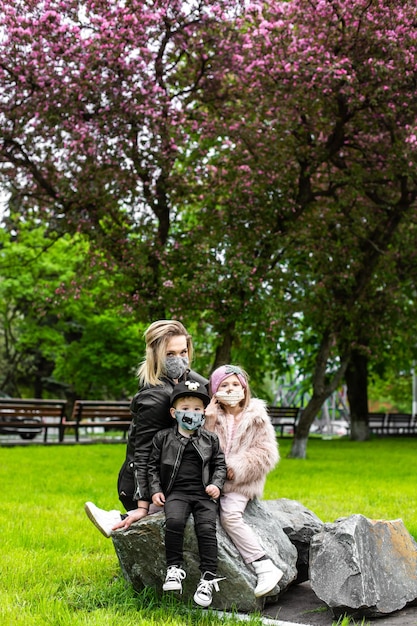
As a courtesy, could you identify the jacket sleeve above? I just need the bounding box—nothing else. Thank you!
[131,384,173,501]
[147,432,164,498]
[209,433,227,490]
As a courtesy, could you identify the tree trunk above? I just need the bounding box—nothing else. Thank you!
[288,332,350,458]
[345,348,370,441]
[211,322,236,372]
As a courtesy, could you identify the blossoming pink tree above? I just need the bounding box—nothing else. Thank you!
[186,0,417,453]
[0,0,244,316]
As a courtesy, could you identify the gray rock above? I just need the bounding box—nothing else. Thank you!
[264,498,324,583]
[111,498,298,612]
[310,514,417,617]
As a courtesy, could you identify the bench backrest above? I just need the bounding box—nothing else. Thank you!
[0,399,67,420]
[71,400,131,422]
[267,406,301,422]
[386,413,413,429]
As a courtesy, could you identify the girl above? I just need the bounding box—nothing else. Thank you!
[204,364,283,597]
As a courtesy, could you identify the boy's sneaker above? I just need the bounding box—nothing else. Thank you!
[193,572,225,607]
[84,502,122,538]
[163,566,186,593]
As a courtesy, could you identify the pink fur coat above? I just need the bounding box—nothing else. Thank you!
[204,398,279,500]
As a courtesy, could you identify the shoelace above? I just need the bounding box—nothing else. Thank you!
[196,577,225,596]
[166,567,186,583]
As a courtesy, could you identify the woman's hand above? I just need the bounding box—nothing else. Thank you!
[112,507,148,530]
[152,492,166,507]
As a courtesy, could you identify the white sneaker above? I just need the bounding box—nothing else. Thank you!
[162,566,186,592]
[193,572,225,607]
[252,558,283,597]
[84,502,122,538]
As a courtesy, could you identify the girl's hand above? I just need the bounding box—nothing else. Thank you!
[205,396,219,419]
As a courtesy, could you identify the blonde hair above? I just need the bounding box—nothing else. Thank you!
[137,320,193,387]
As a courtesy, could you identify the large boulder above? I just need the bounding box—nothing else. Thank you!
[112,498,298,612]
[264,498,324,583]
[310,514,417,618]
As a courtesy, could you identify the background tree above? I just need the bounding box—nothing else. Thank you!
[0,220,140,399]
[188,0,417,455]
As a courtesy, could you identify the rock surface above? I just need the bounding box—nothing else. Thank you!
[264,498,324,583]
[310,514,417,617]
[112,498,299,612]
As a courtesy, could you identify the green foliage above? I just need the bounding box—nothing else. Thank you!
[368,371,413,414]
[0,223,141,398]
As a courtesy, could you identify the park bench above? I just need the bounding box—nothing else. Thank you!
[368,412,387,435]
[60,399,132,442]
[267,406,301,437]
[368,412,416,436]
[0,398,67,442]
[385,413,415,435]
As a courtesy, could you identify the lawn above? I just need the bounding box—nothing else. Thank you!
[1,436,416,625]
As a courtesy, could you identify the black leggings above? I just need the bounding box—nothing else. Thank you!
[164,491,218,574]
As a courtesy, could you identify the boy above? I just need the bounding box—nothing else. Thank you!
[148,380,227,607]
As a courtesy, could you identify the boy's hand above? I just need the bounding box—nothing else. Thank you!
[205,484,220,499]
[152,492,166,507]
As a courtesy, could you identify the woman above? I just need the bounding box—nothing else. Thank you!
[204,364,283,597]
[85,319,207,537]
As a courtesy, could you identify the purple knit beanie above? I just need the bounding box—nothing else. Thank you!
[209,365,248,396]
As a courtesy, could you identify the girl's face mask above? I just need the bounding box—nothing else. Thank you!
[215,389,245,407]
[164,356,189,379]
[174,410,205,431]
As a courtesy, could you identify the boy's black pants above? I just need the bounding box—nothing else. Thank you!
[164,491,218,574]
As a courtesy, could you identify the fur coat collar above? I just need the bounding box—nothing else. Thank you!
[204,398,279,499]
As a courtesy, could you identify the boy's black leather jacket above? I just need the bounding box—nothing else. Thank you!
[147,426,227,498]
[117,370,208,503]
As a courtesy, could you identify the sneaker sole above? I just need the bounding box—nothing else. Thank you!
[84,503,112,538]
[163,582,183,592]
[193,594,212,607]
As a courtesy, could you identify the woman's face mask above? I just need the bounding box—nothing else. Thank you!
[215,389,245,407]
[174,410,205,431]
[164,356,189,380]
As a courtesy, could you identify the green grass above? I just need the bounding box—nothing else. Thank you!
[1,436,416,625]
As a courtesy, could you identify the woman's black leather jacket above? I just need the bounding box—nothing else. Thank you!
[118,370,208,502]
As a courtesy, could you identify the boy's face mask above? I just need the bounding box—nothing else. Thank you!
[174,410,205,431]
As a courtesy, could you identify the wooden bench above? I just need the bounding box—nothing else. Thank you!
[0,398,67,442]
[60,400,132,442]
[368,412,416,435]
[368,412,386,435]
[267,406,301,437]
[386,413,415,435]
